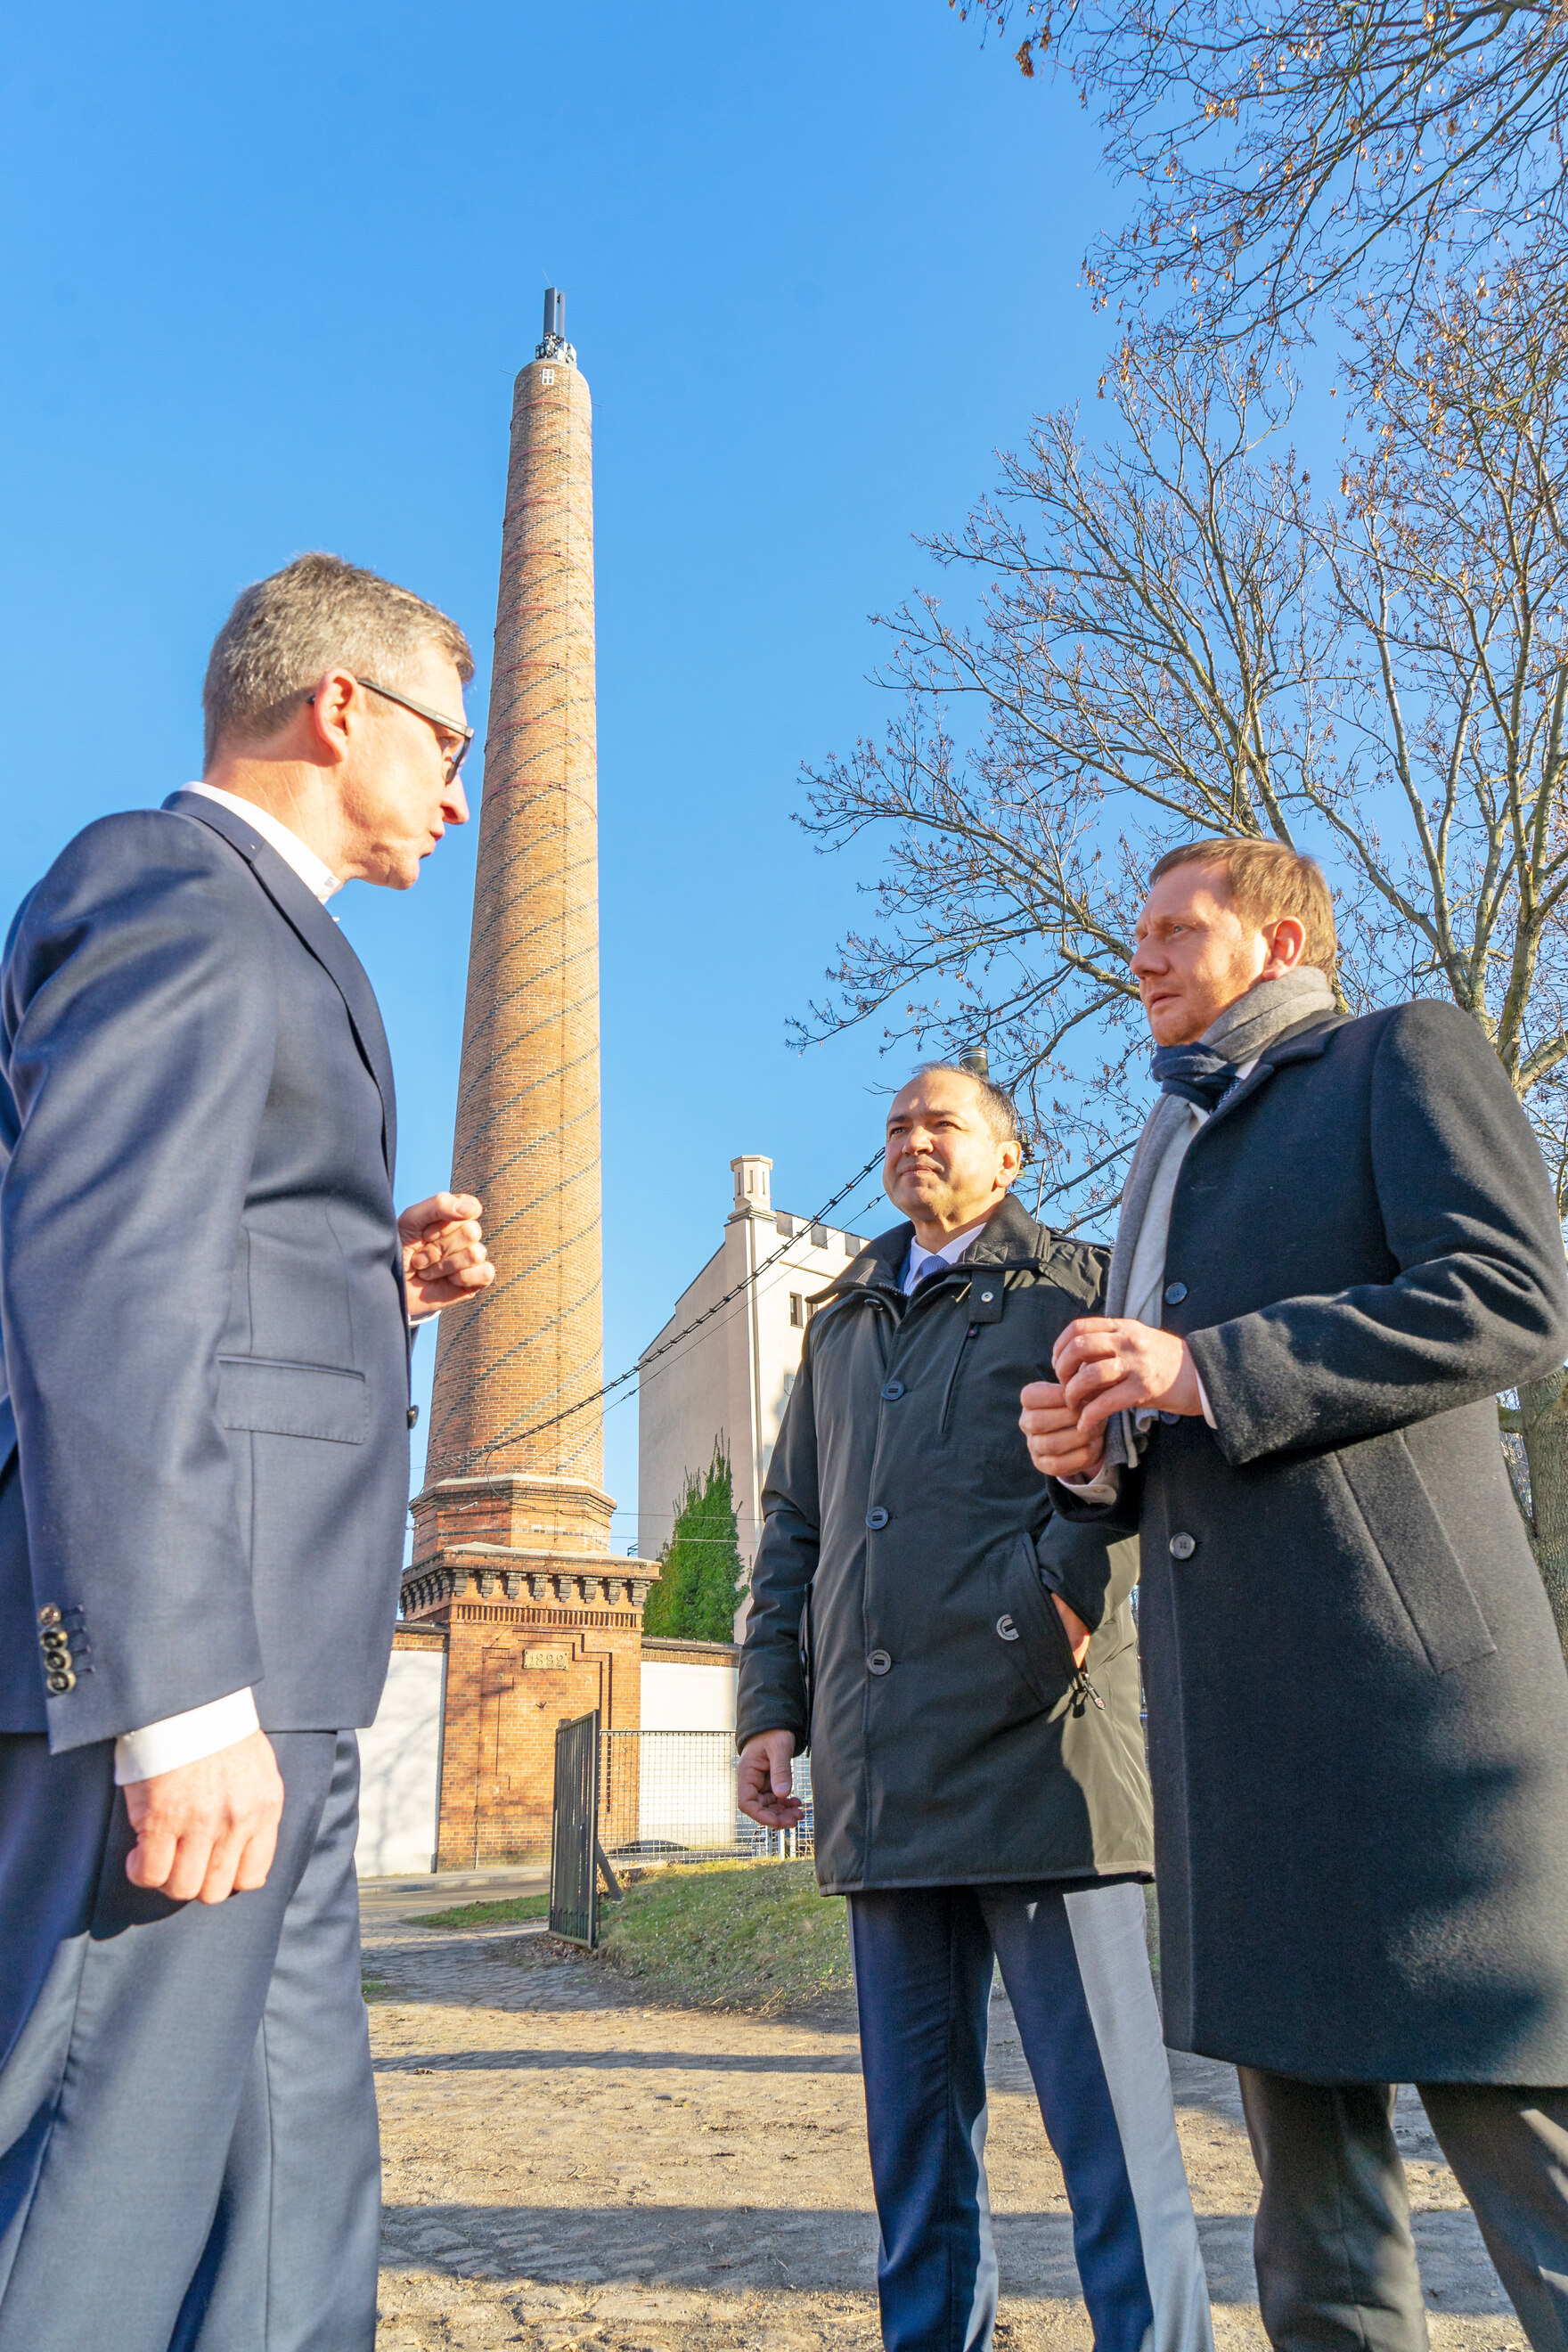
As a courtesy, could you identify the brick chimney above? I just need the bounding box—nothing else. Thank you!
[403,293,658,1866]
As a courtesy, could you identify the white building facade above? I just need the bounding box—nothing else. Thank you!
[637,1155,872,1629]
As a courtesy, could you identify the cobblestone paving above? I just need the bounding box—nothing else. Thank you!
[363,1897,1523,2352]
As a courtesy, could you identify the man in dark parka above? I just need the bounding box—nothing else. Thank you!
[1022,838,1568,2352]
[738,1064,1213,2352]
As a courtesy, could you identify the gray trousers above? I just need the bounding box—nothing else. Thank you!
[1238,2067,1568,2352]
[0,1728,380,2352]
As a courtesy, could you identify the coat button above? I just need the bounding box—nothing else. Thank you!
[407,1405,421,1429]
[995,1614,1020,1642]
[881,1382,904,1401]
[37,1604,61,1627]
[1169,1531,1196,1559]
[978,1290,995,1303]
[46,1669,76,1695]
[866,1649,892,1676]
[865,1507,889,1530]
[1164,1281,1188,1304]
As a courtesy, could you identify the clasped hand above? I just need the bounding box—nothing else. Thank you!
[399,1191,494,1317]
[1018,1318,1202,1481]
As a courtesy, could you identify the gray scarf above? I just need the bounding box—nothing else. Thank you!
[1100,968,1336,1468]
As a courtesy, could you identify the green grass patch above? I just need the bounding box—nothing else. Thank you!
[410,1891,552,1930]
[597,1860,853,2020]
[362,1974,394,2004]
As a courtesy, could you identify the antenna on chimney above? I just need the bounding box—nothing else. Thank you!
[536,286,575,366]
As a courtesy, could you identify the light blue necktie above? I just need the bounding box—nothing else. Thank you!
[911,1252,947,1292]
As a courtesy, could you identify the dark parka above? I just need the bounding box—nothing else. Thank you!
[1057,1000,1568,2087]
[737,1194,1150,1894]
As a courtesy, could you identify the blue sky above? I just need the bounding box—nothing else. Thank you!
[2,1,1129,1542]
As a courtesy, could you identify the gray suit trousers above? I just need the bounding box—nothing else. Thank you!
[0,1728,380,2351]
[1238,2066,1568,2352]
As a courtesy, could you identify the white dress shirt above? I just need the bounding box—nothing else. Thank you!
[111,788,343,1785]
[187,781,342,903]
[901,1217,992,1294]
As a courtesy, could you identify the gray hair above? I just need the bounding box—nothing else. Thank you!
[202,551,474,765]
[912,1061,1025,1152]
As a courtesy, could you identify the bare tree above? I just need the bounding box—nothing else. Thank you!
[956,0,1568,340]
[795,345,1335,1214]
[796,260,1568,1631]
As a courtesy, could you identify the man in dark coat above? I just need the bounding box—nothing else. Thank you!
[738,1064,1213,2352]
[1021,838,1568,2352]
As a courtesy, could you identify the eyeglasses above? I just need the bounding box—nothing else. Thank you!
[307,675,475,780]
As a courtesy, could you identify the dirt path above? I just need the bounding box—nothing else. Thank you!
[364,1900,1522,2352]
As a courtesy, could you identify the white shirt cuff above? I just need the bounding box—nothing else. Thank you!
[1195,1371,1217,1429]
[1056,1464,1121,1506]
[113,1687,261,1786]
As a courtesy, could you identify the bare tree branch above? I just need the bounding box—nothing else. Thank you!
[955,0,1568,342]
[796,260,1568,1227]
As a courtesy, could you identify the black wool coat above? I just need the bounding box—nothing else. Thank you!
[738,1194,1151,1895]
[1057,1000,1568,2087]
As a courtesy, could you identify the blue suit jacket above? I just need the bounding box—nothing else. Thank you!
[0,792,412,1748]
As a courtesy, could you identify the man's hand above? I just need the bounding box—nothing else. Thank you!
[1054,1593,1092,1668]
[1053,1318,1202,1430]
[1019,1381,1111,1481]
[400,1192,494,1317]
[123,1729,285,1904]
[738,1730,803,1830]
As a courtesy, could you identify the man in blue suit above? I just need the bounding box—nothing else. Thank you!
[0,552,494,2349]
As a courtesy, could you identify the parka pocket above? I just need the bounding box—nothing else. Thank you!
[988,1531,1076,1713]
[1334,1431,1496,1675]
[798,1583,815,1734]
[939,1324,978,1438]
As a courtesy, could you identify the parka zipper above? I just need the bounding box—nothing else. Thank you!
[1070,1666,1105,1714]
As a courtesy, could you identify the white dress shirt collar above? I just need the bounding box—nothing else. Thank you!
[901,1217,994,1295]
[185,782,342,904]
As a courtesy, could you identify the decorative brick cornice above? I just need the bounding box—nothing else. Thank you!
[400,1543,659,1622]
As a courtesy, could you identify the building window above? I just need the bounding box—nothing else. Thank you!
[811,1222,829,1248]
[789,1293,806,1327]
[775,1212,796,1238]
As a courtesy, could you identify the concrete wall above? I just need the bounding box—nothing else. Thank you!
[641,1658,737,1733]
[638,1239,731,1568]
[638,1153,871,1605]
[355,1646,446,1878]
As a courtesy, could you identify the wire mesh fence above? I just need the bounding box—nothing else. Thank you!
[599,1729,813,1865]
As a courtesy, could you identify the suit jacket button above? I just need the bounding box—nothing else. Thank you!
[865,1507,889,1530]
[407,1405,420,1429]
[46,1670,76,1695]
[1164,1281,1188,1304]
[1169,1531,1196,1559]
[37,1604,61,1627]
[866,1649,892,1677]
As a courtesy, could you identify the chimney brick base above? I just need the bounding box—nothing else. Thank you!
[404,1476,659,1870]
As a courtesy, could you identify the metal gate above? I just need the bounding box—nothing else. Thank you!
[549,1709,600,1947]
